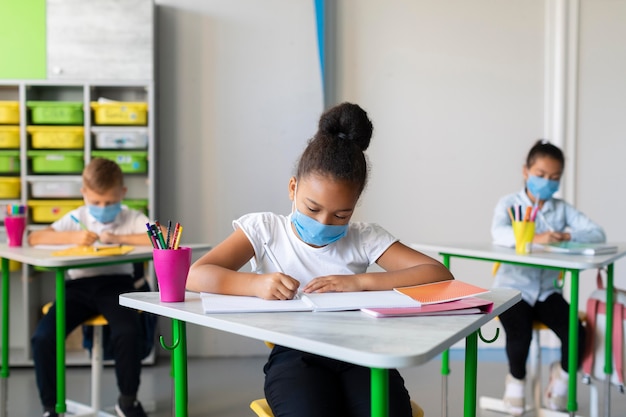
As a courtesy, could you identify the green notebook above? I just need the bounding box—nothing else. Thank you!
[537,242,618,256]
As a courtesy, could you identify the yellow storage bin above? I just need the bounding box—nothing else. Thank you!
[27,126,84,149]
[28,199,83,223]
[91,102,148,126]
[0,259,21,272]
[0,177,21,199]
[0,126,20,148]
[0,101,19,124]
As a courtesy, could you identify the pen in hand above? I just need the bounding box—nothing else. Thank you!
[70,214,100,247]
[263,242,301,300]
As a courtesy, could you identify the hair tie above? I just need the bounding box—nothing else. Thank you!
[337,133,347,140]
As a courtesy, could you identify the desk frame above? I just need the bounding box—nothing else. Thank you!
[121,289,520,417]
[0,244,210,417]
[412,243,626,417]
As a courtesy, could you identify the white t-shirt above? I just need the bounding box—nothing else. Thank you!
[234,212,398,287]
[51,205,149,279]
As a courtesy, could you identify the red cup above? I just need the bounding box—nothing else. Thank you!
[5,216,26,247]
[153,247,192,302]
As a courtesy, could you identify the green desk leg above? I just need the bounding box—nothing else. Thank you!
[55,269,66,415]
[371,367,388,417]
[172,319,188,417]
[1,257,9,417]
[440,254,451,417]
[604,263,614,417]
[567,269,579,416]
[464,331,478,417]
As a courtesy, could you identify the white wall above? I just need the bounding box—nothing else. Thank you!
[154,0,626,356]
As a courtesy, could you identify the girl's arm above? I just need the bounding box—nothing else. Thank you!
[303,241,453,293]
[564,204,606,243]
[186,228,300,300]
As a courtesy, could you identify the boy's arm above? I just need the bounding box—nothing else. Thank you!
[99,231,153,246]
[28,227,99,246]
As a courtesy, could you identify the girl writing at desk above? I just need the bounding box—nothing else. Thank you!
[187,102,453,417]
[491,140,605,415]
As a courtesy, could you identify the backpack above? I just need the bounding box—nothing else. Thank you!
[582,268,626,392]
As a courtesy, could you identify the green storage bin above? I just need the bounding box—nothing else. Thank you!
[91,151,147,173]
[28,150,84,173]
[123,199,148,215]
[27,101,84,125]
[0,150,20,173]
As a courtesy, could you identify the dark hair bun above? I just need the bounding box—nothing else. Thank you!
[318,102,373,152]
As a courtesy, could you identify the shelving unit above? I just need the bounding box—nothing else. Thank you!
[0,0,156,366]
[0,80,156,366]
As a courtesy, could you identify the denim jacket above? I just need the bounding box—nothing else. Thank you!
[491,189,606,306]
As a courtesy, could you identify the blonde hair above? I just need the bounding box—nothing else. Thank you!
[82,158,124,193]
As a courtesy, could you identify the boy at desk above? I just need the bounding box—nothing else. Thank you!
[28,158,152,417]
[187,102,453,417]
[491,140,605,415]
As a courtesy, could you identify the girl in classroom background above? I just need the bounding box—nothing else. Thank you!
[187,102,453,417]
[491,140,606,415]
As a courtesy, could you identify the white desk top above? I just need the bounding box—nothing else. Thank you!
[0,243,212,268]
[411,242,626,270]
[120,288,520,369]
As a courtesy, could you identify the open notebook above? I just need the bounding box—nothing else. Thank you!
[200,290,420,313]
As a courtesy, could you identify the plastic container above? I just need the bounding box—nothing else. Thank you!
[27,101,84,125]
[0,101,19,124]
[27,126,84,149]
[31,181,82,198]
[0,151,20,173]
[0,126,20,148]
[0,177,21,199]
[28,151,84,174]
[28,199,83,223]
[91,151,147,173]
[123,199,148,215]
[92,127,148,149]
[91,101,148,126]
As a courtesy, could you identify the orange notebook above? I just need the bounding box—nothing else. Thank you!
[394,280,489,305]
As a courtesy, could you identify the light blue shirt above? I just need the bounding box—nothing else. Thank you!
[491,189,606,306]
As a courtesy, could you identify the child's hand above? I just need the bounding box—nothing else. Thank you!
[255,273,300,300]
[99,231,118,244]
[534,231,570,244]
[303,275,361,293]
[74,230,99,246]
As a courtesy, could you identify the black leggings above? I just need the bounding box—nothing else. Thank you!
[498,292,586,380]
[31,275,144,408]
[264,345,413,417]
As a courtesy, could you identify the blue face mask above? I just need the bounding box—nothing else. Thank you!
[291,209,348,246]
[88,202,122,224]
[526,175,560,201]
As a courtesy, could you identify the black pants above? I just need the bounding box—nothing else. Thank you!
[498,292,586,380]
[31,275,144,408]
[264,345,413,417]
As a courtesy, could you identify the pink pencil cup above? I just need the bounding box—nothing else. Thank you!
[153,247,192,302]
[5,216,26,247]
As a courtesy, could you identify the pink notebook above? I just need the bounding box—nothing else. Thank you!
[394,280,489,305]
[361,297,494,318]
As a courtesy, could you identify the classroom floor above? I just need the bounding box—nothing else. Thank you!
[3,348,624,417]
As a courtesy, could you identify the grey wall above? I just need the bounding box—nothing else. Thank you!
[154,0,626,356]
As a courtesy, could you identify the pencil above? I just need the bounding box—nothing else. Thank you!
[70,214,88,231]
[263,242,284,273]
[173,225,183,250]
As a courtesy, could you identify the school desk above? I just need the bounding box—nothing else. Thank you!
[0,243,212,417]
[119,287,521,417]
[411,242,626,417]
